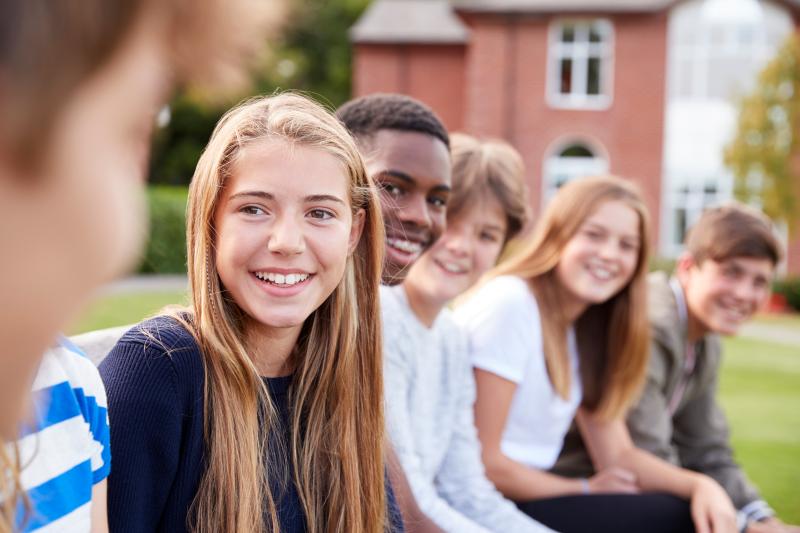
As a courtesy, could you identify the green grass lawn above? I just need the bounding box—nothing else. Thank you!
[71,290,799,521]
[67,290,188,334]
[719,327,800,523]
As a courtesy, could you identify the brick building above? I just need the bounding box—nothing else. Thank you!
[350,0,800,274]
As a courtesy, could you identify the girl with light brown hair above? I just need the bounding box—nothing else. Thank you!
[98,93,402,532]
[455,176,737,533]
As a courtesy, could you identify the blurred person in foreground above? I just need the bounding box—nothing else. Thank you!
[554,203,799,533]
[0,1,279,530]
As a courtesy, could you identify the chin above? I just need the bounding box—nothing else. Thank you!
[711,320,743,336]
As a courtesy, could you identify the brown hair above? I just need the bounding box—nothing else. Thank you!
[447,133,530,243]
[0,0,280,168]
[488,176,651,420]
[0,446,24,533]
[174,93,386,532]
[686,202,782,266]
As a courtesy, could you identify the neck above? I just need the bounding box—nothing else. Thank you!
[558,287,588,324]
[685,309,709,344]
[403,282,446,328]
[243,320,301,377]
[676,279,708,344]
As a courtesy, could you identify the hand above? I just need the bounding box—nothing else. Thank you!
[689,475,737,533]
[747,518,800,533]
[586,466,639,494]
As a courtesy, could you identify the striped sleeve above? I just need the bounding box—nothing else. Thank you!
[55,337,111,483]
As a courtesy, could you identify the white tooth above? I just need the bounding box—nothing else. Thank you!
[275,274,285,284]
[299,274,308,281]
[286,274,296,285]
[265,272,274,282]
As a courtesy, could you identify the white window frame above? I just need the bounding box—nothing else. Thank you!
[546,18,615,110]
[542,141,609,206]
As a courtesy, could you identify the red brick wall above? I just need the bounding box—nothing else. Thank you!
[787,236,800,276]
[458,12,669,244]
[352,44,466,131]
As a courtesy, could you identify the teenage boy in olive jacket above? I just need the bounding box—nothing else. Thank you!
[554,204,798,533]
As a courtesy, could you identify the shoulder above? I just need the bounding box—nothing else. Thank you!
[100,315,204,395]
[380,285,410,323]
[455,275,539,326]
[33,339,105,398]
[647,272,687,359]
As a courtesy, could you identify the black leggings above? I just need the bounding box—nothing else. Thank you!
[517,493,695,533]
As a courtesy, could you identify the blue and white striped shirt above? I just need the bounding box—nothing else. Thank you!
[14,337,111,532]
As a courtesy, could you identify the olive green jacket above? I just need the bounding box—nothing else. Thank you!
[553,272,770,521]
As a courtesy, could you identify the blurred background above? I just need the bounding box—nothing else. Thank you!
[73,0,799,520]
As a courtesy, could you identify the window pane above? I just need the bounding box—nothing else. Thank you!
[560,144,594,158]
[589,25,604,43]
[562,25,575,43]
[587,57,601,95]
[675,208,687,244]
[560,59,573,94]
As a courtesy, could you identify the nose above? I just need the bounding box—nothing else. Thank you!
[444,228,470,258]
[733,278,760,303]
[597,238,620,261]
[267,214,305,256]
[401,193,432,230]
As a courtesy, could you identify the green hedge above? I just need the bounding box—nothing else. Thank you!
[138,186,189,274]
[772,277,800,311]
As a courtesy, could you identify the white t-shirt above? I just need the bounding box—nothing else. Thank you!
[453,275,582,470]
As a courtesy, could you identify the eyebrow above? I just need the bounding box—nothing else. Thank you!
[584,222,640,241]
[377,170,452,194]
[228,191,345,204]
[486,225,506,233]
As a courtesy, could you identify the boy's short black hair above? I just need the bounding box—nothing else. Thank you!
[336,93,449,149]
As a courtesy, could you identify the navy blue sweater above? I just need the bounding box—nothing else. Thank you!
[99,316,404,532]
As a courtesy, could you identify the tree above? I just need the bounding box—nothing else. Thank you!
[148,0,370,185]
[724,33,800,236]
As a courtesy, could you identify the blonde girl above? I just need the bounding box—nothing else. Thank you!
[99,93,401,533]
[455,176,737,533]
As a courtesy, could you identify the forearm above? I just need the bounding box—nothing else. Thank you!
[617,446,704,498]
[484,451,585,501]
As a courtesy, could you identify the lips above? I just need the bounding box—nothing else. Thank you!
[252,269,313,288]
[714,298,751,324]
[387,237,424,255]
[434,257,468,275]
[584,261,618,283]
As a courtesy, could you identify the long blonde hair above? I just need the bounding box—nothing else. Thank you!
[177,93,386,532]
[491,175,650,420]
[0,445,24,533]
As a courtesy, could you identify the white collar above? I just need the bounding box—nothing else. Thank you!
[668,276,688,334]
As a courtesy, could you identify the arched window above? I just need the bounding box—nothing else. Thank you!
[543,142,609,204]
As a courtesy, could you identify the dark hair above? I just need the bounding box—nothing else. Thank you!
[336,93,450,149]
[686,203,782,266]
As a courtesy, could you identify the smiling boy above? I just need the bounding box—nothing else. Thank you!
[336,94,452,285]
